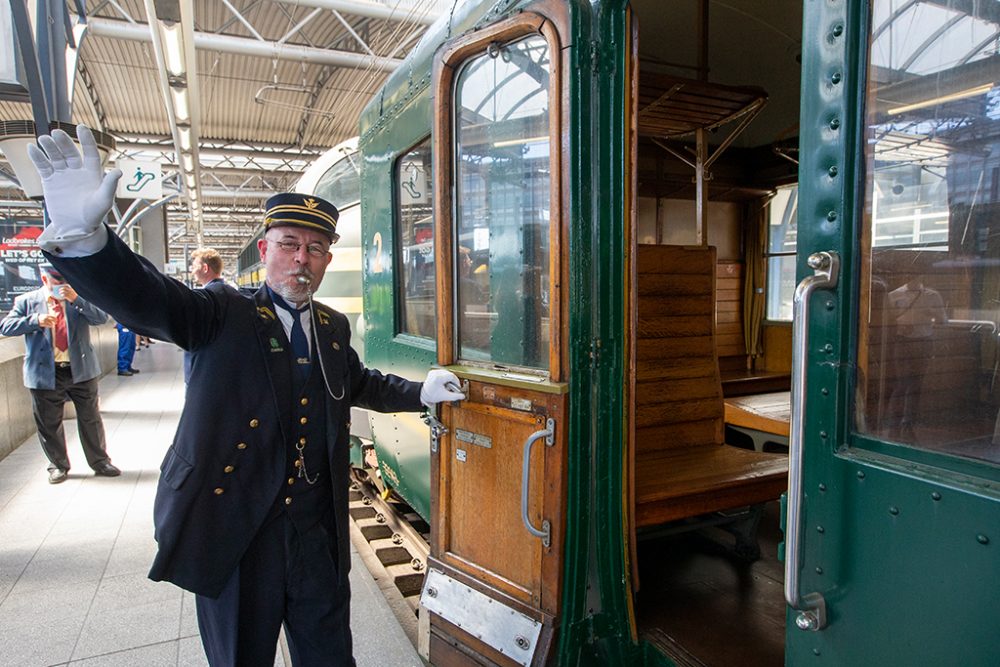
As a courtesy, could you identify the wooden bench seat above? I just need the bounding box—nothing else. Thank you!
[632,245,788,541]
[635,446,788,527]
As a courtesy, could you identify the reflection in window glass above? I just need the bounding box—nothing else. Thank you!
[766,186,798,321]
[857,0,1000,465]
[396,139,435,338]
[315,152,361,207]
[454,35,551,370]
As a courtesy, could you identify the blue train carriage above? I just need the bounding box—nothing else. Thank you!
[357,0,1000,665]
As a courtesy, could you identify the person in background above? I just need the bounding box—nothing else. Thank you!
[190,247,226,289]
[185,247,232,383]
[0,264,121,483]
[116,321,139,376]
[28,124,464,665]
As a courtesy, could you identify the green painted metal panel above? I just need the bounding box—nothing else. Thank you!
[557,0,648,664]
[791,1,1000,664]
[359,77,437,521]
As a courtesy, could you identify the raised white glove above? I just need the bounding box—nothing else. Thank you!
[27,124,122,255]
[420,369,466,407]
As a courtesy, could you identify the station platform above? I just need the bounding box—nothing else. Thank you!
[0,341,422,666]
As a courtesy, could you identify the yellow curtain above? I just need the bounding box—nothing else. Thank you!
[742,195,772,369]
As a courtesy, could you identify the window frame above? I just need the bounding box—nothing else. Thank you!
[764,184,799,323]
[392,136,435,341]
[432,12,567,381]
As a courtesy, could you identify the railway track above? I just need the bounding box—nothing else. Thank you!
[347,467,431,647]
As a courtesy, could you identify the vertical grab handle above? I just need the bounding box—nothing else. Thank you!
[785,251,839,632]
[521,418,555,547]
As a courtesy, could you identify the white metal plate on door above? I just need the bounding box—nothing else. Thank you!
[420,568,542,666]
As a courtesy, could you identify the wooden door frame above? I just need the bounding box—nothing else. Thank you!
[431,4,570,380]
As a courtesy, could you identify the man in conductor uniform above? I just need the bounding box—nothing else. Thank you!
[28,125,465,666]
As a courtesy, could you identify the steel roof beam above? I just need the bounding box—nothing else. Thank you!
[114,144,314,163]
[139,0,204,241]
[115,132,325,154]
[279,0,441,26]
[84,17,404,72]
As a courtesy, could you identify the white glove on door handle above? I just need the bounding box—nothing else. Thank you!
[27,124,122,255]
[420,369,466,407]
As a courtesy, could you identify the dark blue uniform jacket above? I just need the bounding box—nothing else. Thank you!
[45,230,422,597]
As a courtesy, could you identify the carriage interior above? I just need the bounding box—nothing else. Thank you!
[626,1,1000,664]
[621,2,804,663]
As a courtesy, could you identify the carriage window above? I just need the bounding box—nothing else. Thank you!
[314,152,360,207]
[454,34,551,370]
[396,139,435,339]
[856,0,1000,465]
[765,185,798,321]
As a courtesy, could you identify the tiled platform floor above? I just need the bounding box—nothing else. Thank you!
[0,341,421,666]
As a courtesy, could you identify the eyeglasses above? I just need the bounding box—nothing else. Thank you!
[267,238,329,258]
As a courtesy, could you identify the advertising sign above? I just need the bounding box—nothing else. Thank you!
[0,219,45,312]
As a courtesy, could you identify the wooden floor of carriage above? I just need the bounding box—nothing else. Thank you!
[636,502,786,667]
[0,342,420,667]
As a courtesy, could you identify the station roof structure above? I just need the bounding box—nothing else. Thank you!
[0,0,448,268]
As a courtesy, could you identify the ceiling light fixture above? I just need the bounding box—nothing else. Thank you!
[162,22,186,77]
[887,83,994,115]
[171,87,190,122]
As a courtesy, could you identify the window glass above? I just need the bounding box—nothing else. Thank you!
[856,0,1000,465]
[314,152,361,208]
[395,139,435,338]
[454,34,551,370]
[766,186,798,321]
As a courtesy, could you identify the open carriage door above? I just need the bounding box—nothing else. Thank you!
[419,11,570,666]
[787,3,1000,664]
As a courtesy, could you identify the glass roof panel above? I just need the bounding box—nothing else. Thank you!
[872,1,1000,76]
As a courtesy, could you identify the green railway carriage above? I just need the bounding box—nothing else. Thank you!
[354,0,1000,664]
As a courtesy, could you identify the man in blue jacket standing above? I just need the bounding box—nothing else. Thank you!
[0,265,120,483]
[27,125,464,666]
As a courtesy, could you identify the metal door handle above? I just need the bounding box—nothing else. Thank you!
[521,418,554,547]
[785,251,839,631]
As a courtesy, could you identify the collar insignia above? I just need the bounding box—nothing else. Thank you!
[257,306,276,321]
[317,310,331,326]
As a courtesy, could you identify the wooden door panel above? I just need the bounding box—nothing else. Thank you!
[439,401,545,603]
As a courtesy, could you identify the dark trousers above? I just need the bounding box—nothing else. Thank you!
[29,367,109,472]
[195,512,355,667]
[117,327,136,372]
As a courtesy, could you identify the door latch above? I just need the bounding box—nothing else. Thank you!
[422,409,448,453]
